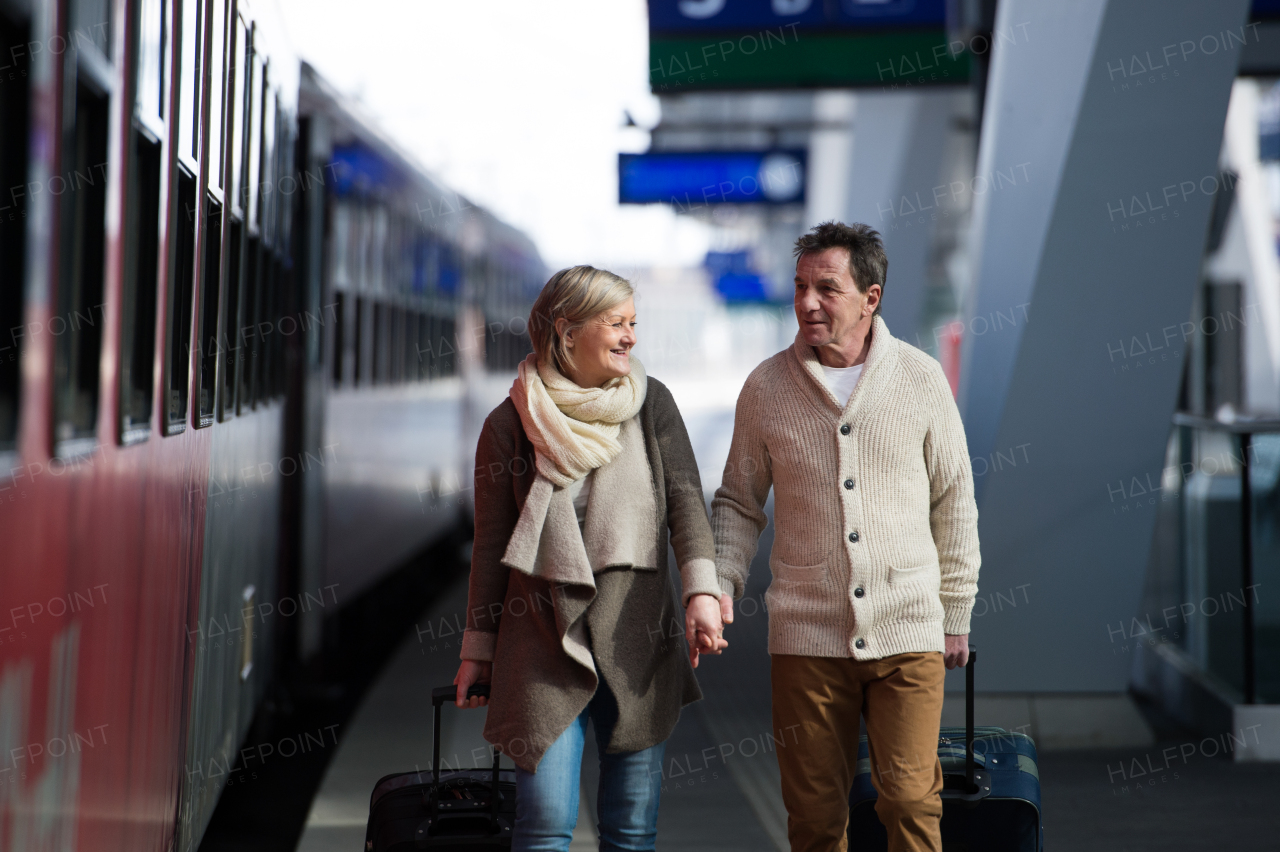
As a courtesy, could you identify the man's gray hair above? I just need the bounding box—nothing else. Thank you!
[793,221,888,316]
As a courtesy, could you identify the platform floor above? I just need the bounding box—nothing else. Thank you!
[294,405,1280,851]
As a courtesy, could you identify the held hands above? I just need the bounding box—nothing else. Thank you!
[453,659,492,708]
[685,593,734,668]
[943,633,969,670]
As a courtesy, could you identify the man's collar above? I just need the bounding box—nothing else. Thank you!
[789,315,895,413]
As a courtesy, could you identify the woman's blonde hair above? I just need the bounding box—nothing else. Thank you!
[527,265,634,375]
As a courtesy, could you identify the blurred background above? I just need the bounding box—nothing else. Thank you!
[2,0,1280,850]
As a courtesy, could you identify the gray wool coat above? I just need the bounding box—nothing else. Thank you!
[460,377,719,773]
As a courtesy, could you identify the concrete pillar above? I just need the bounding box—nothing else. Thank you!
[957,0,1251,690]
[843,89,963,339]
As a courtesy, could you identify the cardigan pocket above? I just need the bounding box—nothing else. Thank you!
[888,563,938,585]
[771,555,827,584]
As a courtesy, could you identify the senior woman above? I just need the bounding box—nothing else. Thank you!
[453,265,730,851]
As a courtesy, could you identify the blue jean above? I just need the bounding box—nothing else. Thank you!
[513,682,665,852]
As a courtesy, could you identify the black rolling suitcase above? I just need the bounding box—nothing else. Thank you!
[365,684,515,851]
[848,649,1045,851]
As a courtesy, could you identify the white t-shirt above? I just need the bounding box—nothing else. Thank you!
[567,470,594,529]
[821,363,864,408]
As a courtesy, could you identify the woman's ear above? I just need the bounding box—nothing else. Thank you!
[555,318,573,349]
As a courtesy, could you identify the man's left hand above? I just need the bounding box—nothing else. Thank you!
[944,634,969,670]
[686,593,728,668]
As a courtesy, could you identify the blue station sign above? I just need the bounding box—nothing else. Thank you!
[618,150,806,206]
[647,0,947,32]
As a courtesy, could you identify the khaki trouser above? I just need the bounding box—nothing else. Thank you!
[771,652,945,852]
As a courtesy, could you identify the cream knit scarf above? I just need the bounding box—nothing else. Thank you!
[509,353,648,488]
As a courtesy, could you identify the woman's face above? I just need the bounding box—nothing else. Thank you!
[559,298,637,388]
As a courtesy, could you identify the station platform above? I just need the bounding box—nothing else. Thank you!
[292,403,1280,851]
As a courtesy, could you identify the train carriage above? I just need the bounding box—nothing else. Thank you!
[0,1,544,851]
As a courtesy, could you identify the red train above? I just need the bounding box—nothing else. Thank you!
[0,2,543,850]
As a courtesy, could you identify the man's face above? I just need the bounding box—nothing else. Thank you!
[794,247,879,349]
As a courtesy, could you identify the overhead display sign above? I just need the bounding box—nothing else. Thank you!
[648,0,946,31]
[618,150,806,205]
[647,0,966,91]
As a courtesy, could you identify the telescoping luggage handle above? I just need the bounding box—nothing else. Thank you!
[942,644,991,806]
[426,684,502,833]
[965,646,976,793]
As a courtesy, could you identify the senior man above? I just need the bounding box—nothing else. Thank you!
[711,221,980,852]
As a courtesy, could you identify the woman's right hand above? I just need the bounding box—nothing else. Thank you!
[454,660,493,708]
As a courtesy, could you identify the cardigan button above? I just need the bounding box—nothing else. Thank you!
[840,424,851,435]
[854,587,864,598]
[855,638,866,650]
[848,531,859,543]
[844,479,855,490]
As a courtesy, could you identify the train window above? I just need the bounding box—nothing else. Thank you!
[70,0,112,59]
[260,83,277,241]
[240,236,260,407]
[269,256,284,397]
[437,314,457,378]
[120,126,163,443]
[178,0,200,162]
[221,217,242,416]
[197,197,222,425]
[227,14,247,214]
[372,303,385,384]
[416,313,429,380]
[54,80,110,449]
[331,292,345,386]
[166,168,198,431]
[207,0,226,189]
[136,0,164,119]
[389,307,402,384]
[247,52,263,228]
[404,309,419,381]
[0,13,29,452]
[422,312,437,378]
[353,295,363,381]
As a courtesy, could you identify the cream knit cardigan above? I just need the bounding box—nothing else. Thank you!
[711,315,981,660]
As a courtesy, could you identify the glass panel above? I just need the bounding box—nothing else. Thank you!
[331,292,345,386]
[221,217,242,415]
[404,309,418,381]
[167,168,198,427]
[239,235,259,407]
[120,128,163,438]
[197,197,221,423]
[227,14,247,212]
[260,85,276,243]
[389,306,402,383]
[178,0,199,160]
[372,302,384,384]
[54,81,110,444]
[247,50,262,227]
[269,256,284,398]
[208,0,225,188]
[353,296,365,386]
[137,0,164,118]
[0,13,30,451]
[70,0,112,59]
[437,314,457,377]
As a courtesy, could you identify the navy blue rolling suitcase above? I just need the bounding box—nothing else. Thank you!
[364,684,515,851]
[848,650,1045,851]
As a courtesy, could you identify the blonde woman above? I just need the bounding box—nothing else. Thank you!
[453,266,731,851]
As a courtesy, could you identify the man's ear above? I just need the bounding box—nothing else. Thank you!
[864,284,882,315]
